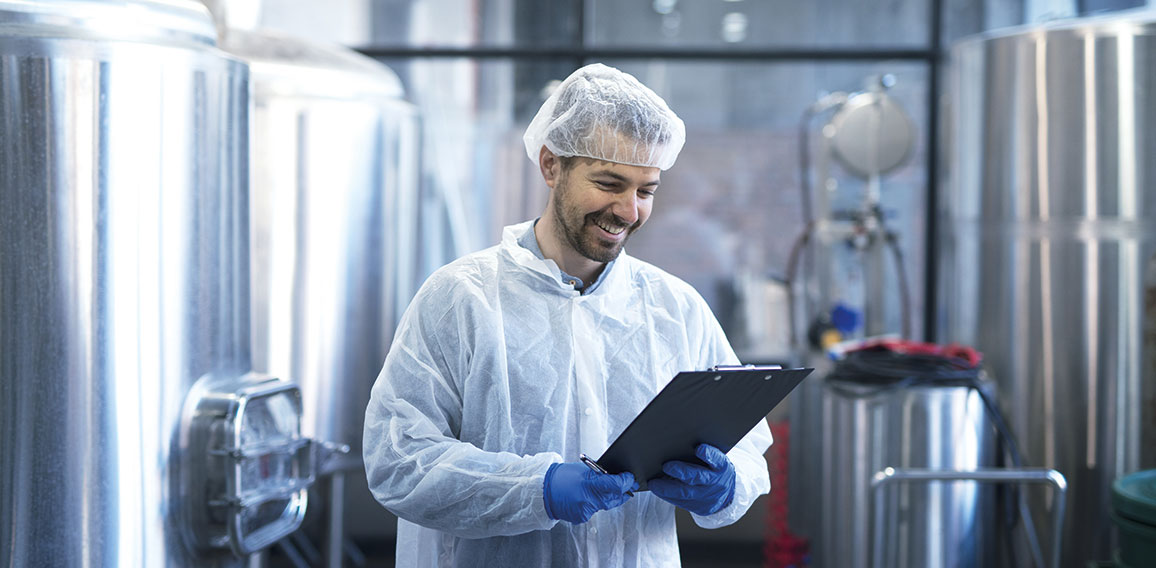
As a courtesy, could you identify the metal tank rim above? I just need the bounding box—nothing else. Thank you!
[0,0,218,47]
[222,27,407,101]
[949,7,1156,50]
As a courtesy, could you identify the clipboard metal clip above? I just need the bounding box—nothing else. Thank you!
[711,364,783,371]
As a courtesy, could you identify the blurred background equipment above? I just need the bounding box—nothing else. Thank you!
[1110,469,1156,567]
[939,10,1156,568]
[817,345,998,568]
[0,0,340,565]
[792,337,1068,568]
[787,73,916,353]
[785,73,920,567]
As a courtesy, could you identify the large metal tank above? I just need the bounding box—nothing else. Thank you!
[0,1,326,564]
[220,27,420,469]
[939,12,1156,567]
[0,0,248,564]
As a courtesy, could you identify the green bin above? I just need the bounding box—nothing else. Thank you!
[1112,470,1156,568]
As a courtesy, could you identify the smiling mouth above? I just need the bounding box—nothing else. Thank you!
[593,218,627,236]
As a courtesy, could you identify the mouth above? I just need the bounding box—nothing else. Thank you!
[591,216,628,238]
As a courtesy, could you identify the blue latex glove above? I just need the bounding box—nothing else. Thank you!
[648,444,736,516]
[543,462,638,524]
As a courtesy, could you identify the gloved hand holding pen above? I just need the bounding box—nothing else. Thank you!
[648,444,735,516]
[543,462,638,524]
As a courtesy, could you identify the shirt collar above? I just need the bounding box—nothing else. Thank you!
[517,219,615,295]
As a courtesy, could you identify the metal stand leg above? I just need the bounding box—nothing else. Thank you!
[290,530,322,565]
[343,537,367,567]
[248,550,268,568]
[869,467,1067,568]
[326,472,346,568]
[278,537,312,568]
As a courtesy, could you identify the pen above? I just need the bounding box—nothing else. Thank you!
[579,453,634,496]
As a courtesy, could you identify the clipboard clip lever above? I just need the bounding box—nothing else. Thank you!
[711,364,783,371]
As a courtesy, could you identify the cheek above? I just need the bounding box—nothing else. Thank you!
[571,192,610,217]
[637,201,654,226]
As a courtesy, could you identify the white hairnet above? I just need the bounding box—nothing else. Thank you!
[523,63,686,171]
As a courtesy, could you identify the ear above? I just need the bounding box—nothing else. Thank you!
[539,146,562,190]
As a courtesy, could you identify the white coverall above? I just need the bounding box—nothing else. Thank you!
[363,220,773,567]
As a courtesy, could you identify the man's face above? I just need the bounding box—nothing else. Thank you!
[551,157,661,263]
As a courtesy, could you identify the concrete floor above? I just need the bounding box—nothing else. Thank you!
[267,539,767,567]
[264,541,762,566]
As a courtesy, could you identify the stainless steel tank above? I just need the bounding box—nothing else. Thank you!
[939,12,1156,568]
[807,356,998,568]
[0,0,247,564]
[1,1,325,564]
[220,28,420,467]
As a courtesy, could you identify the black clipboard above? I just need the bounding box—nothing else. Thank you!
[595,366,813,490]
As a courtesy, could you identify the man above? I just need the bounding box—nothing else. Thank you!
[364,63,772,567]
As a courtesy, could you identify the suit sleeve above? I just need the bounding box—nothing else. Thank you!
[362,277,562,539]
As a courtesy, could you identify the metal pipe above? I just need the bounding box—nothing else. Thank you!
[923,0,944,343]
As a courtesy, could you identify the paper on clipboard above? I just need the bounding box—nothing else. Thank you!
[595,366,813,490]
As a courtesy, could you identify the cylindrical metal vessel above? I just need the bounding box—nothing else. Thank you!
[0,1,249,565]
[813,377,996,568]
[222,29,420,463]
[939,13,1156,567]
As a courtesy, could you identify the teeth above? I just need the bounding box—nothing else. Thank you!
[595,220,625,235]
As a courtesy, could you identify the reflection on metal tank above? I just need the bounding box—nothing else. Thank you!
[0,0,250,564]
[221,29,420,463]
[940,12,1156,567]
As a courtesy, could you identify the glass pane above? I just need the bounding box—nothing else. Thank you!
[372,58,576,282]
[368,0,581,48]
[587,0,933,48]
[603,60,930,351]
[1079,0,1146,14]
[377,57,930,348]
[942,0,1025,49]
[257,0,375,46]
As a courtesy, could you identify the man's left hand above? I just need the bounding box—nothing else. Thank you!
[648,444,735,516]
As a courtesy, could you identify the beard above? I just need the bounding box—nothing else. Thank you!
[551,179,639,264]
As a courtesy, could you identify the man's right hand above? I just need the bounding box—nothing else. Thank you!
[543,462,637,524]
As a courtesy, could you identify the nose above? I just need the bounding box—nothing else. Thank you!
[609,192,640,225]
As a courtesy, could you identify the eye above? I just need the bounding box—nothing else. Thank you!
[638,187,657,198]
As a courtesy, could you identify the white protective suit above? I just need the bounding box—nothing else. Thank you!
[364,220,773,567]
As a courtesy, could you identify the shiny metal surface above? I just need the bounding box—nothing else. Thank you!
[939,12,1156,568]
[0,0,217,45]
[811,380,997,568]
[829,90,915,179]
[0,1,249,565]
[223,29,420,463]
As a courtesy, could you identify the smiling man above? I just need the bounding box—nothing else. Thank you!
[364,63,772,567]
[535,152,657,280]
